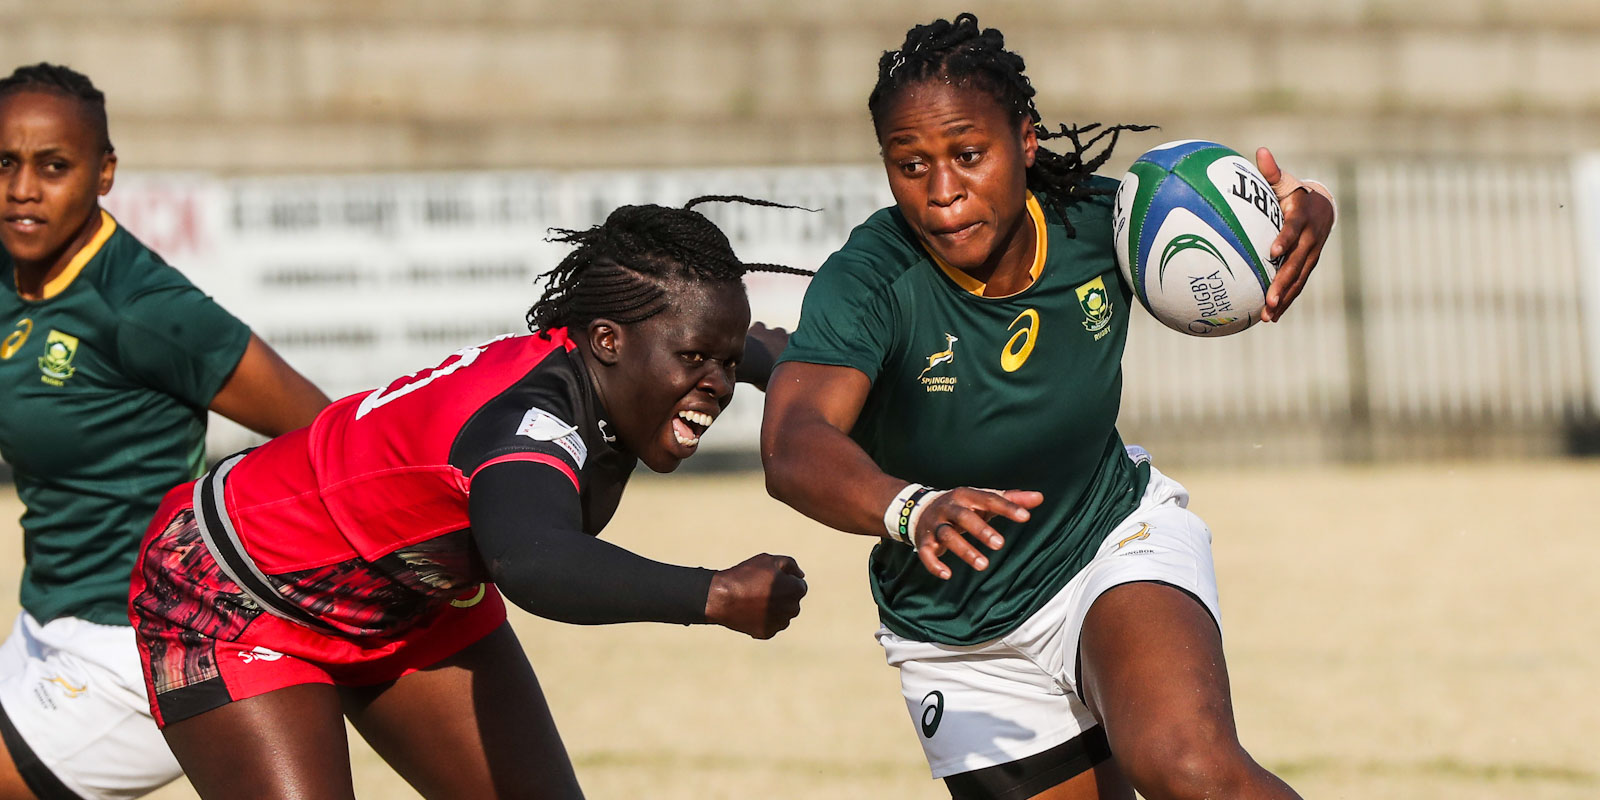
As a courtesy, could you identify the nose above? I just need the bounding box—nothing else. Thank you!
[6,164,40,203]
[699,363,735,402]
[928,162,964,208]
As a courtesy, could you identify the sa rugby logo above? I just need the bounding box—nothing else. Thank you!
[38,330,80,385]
[1076,277,1114,341]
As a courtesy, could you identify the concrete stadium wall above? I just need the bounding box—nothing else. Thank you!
[5,1,1600,173]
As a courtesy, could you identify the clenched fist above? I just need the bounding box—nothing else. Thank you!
[705,554,808,639]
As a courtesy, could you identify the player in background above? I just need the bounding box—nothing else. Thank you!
[0,64,331,800]
[129,199,811,799]
[762,15,1335,800]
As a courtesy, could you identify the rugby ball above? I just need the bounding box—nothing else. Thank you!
[1112,140,1283,337]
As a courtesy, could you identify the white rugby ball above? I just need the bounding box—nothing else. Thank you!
[1112,140,1283,337]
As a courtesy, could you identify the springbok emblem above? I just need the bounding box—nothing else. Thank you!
[918,333,959,380]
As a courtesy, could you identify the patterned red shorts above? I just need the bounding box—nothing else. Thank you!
[129,484,507,727]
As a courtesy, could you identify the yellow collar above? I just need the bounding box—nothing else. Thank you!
[925,192,1047,298]
[18,210,117,301]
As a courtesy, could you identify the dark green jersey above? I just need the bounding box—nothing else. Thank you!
[781,186,1150,646]
[0,212,251,625]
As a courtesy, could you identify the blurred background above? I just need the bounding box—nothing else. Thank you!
[3,2,1599,798]
[4,0,1598,464]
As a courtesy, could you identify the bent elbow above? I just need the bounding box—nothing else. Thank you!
[761,447,795,502]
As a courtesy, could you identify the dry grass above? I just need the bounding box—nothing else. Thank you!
[2,460,1595,799]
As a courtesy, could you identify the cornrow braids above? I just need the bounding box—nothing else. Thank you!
[527,196,813,333]
[867,13,1154,235]
[0,63,113,153]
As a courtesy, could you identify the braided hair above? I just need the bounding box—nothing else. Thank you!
[0,63,113,153]
[527,196,813,333]
[867,13,1153,235]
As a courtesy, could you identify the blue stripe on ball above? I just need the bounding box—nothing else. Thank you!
[1137,167,1270,296]
[1133,140,1225,172]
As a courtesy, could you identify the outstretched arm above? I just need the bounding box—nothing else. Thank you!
[761,361,1041,580]
[208,334,331,436]
[469,460,807,638]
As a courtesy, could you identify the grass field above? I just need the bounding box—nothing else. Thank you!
[3,460,1597,799]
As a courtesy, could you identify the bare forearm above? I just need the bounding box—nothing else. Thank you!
[762,418,904,538]
[210,334,331,437]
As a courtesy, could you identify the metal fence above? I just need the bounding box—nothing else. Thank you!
[1120,158,1594,463]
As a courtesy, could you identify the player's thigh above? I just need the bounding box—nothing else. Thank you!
[1077,581,1241,779]
[162,682,353,800]
[339,623,581,800]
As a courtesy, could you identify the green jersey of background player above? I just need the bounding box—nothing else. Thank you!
[0,64,328,800]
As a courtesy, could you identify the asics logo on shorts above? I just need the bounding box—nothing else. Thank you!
[239,646,285,664]
[920,690,945,738]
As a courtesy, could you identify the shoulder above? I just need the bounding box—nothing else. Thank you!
[813,206,925,290]
[1039,179,1118,245]
[90,225,204,308]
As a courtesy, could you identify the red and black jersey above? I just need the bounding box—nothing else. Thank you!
[194,329,637,639]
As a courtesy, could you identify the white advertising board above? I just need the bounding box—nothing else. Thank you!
[103,168,892,457]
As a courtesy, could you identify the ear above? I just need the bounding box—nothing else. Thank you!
[586,318,623,367]
[1019,118,1038,169]
[97,151,117,197]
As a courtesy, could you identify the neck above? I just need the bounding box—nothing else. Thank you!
[13,208,104,300]
[975,206,1037,297]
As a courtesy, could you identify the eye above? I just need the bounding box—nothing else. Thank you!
[43,161,69,173]
[680,352,706,364]
[898,160,927,177]
[956,150,982,165]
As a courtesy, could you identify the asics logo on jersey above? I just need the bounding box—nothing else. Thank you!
[1116,523,1152,550]
[1,317,31,359]
[1001,309,1040,373]
[239,646,285,664]
[920,690,945,738]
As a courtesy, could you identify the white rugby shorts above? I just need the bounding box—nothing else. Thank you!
[0,612,181,800]
[877,463,1222,778]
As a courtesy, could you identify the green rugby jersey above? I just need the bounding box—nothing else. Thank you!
[0,211,251,625]
[781,185,1151,646]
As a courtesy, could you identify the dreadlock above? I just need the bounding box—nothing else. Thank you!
[867,13,1153,236]
[0,63,113,153]
[527,196,814,333]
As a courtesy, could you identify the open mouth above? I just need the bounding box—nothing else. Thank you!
[3,215,46,235]
[671,409,715,449]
